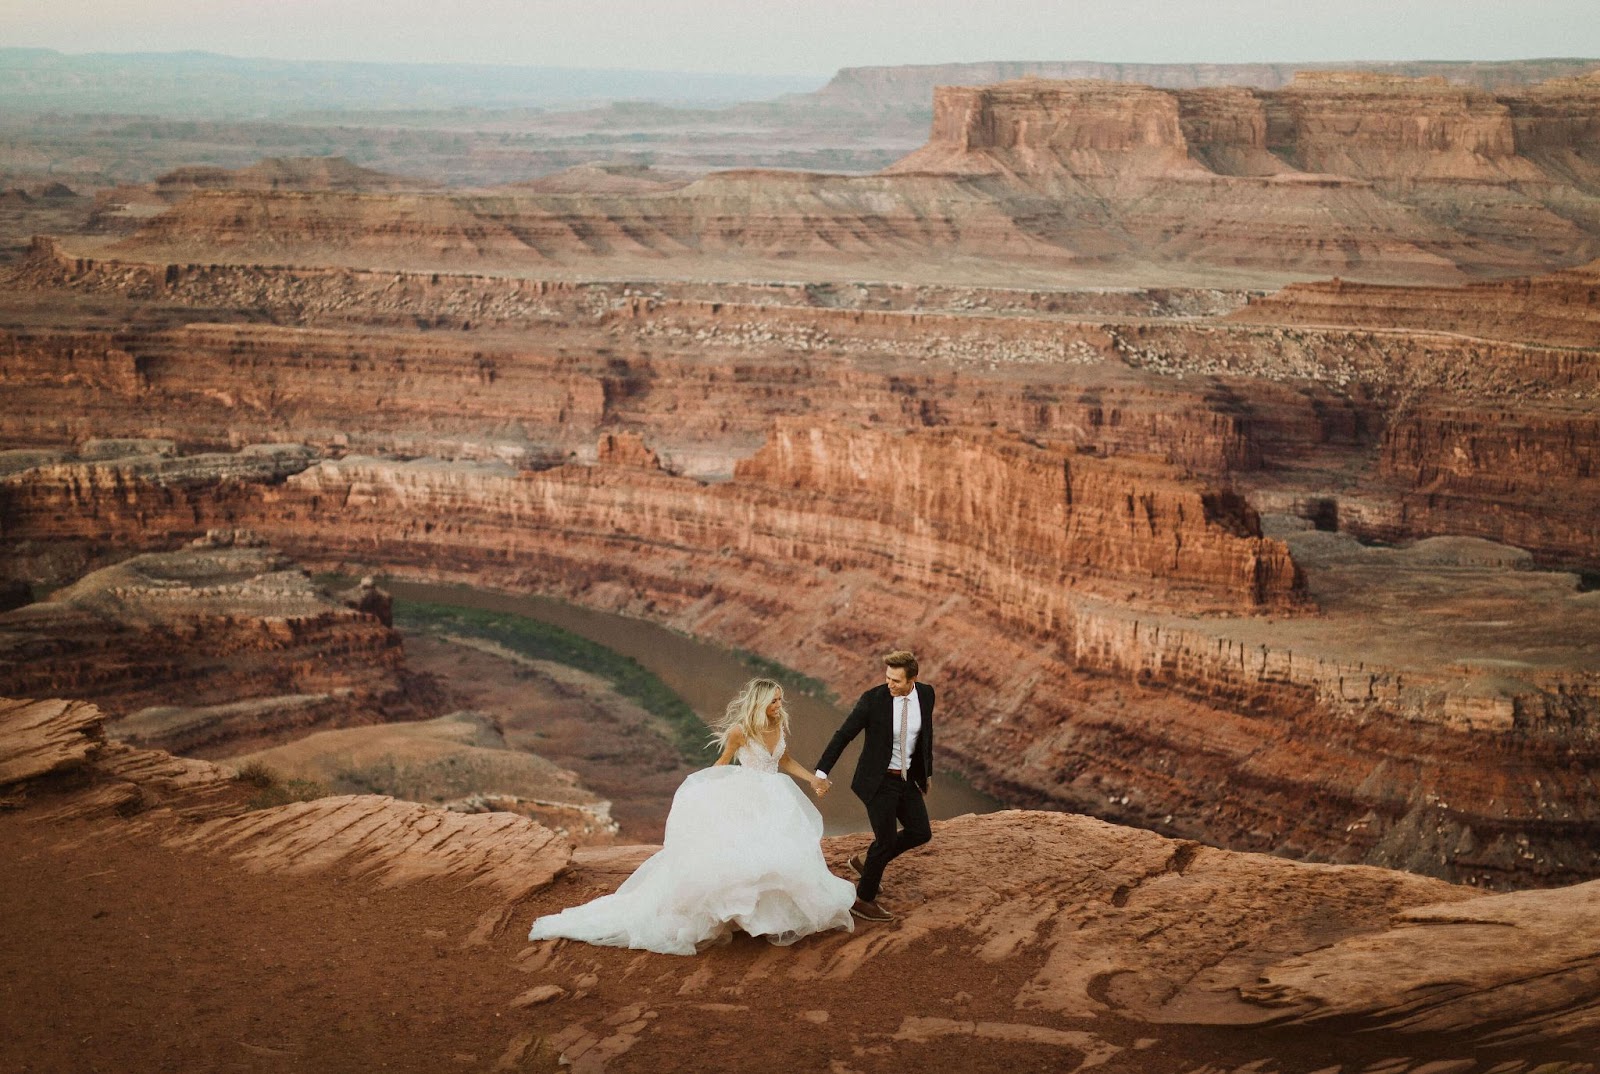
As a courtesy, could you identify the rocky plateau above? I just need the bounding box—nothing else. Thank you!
[47,73,1600,286]
[2,695,1597,1071]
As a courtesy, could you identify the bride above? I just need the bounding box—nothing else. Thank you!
[527,678,856,955]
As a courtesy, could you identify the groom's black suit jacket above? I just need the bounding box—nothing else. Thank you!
[816,682,935,799]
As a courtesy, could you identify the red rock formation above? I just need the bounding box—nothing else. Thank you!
[887,80,1208,180]
[1,694,572,895]
[1512,73,1600,194]
[730,422,1299,610]
[153,156,438,196]
[1266,73,1536,181]
[596,432,664,470]
[226,711,621,845]
[1178,87,1297,177]
[1371,404,1600,560]
[5,245,1600,886]
[0,269,1272,479]
[0,540,430,757]
[1230,260,1600,348]
[285,430,1296,613]
[168,794,570,898]
[1227,262,1600,559]
[15,440,1598,886]
[336,575,393,625]
[8,696,1600,1062]
[78,74,1600,281]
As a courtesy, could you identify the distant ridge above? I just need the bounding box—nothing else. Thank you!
[99,74,1600,283]
[809,58,1600,114]
[0,47,825,117]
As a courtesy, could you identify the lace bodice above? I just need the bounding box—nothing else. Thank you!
[735,729,784,774]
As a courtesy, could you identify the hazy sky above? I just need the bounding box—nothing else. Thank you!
[5,1,1598,76]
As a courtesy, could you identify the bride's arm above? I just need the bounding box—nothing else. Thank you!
[779,748,828,795]
[712,727,744,767]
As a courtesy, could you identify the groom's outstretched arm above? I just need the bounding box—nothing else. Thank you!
[815,691,871,775]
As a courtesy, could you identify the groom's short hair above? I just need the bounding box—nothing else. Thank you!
[883,649,918,679]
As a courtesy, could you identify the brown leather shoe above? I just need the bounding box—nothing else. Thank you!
[847,852,866,877]
[850,898,895,922]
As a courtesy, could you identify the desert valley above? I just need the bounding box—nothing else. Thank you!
[3,46,1600,1073]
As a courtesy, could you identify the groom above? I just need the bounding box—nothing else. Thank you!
[814,649,933,923]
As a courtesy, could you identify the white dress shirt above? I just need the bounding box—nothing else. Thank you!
[888,690,922,771]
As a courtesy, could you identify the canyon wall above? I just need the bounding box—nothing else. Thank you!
[1370,405,1600,557]
[4,231,1600,885]
[8,247,1598,575]
[0,537,432,757]
[1230,261,1600,347]
[4,433,1598,887]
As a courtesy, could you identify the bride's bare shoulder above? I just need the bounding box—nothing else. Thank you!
[725,725,746,746]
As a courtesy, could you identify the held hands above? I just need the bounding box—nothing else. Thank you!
[810,774,832,798]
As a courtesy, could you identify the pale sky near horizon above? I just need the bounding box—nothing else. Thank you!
[3,1,1598,77]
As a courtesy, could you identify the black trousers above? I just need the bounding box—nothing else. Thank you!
[856,774,932,902]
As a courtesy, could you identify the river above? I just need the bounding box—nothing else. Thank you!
[381,579,1003,834]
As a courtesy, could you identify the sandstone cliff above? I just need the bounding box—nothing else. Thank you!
[1230,259,1600,348]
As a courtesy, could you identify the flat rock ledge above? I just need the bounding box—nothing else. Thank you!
[1,693,573,900]
[165,793,569,899]
[0,697,104,785]
[537,810,1600,1051]
[6,694,1598,1055]
[1246,879,1600,1045]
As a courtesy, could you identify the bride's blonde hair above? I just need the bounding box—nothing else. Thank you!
[714,677,788,751]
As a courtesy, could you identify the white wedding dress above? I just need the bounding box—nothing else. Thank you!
[527,731,856,955]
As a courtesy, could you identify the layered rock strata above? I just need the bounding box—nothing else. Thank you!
[5,247,1600,881]
[79,74,1600,281]
[1230,259,1600,348]
[808,59,1600,115]
[9,235,1252,318]
[225,711,621,844]
[0,695,572,897]
[0,537,425,756]
[168,794,569,899]
[0,696,103,785]
[7,250,1599,568]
